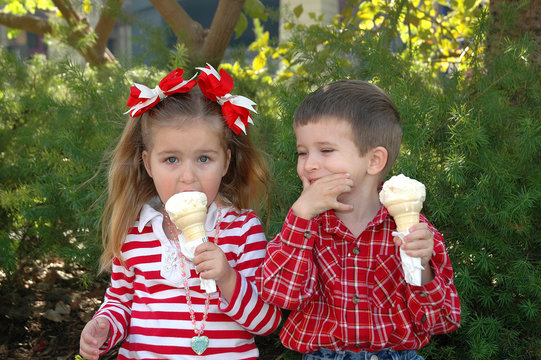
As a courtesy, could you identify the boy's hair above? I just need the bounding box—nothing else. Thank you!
[293,80,402,178]
[100,90,269,271]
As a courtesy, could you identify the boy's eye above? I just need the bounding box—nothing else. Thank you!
[198,155,210,163]
[321,148,334,153]
[296,151,307,157]
[166,157,178,164]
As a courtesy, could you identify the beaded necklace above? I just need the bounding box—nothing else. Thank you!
[161,204,223,355]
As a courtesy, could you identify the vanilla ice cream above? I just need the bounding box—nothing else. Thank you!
[379,174,426,233]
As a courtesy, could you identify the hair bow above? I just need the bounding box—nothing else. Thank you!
[126,68,197,117]
[196,64,257,135]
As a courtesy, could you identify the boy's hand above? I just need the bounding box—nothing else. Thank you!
[194,242,236,301]
[291,173,353,220]
[393,222,434,268]
[79,317,110,360]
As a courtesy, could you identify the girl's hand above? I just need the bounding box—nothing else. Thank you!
[393,222,434,268]
[79,317,110,360]
[193,242,236,301]
[291,173,353,220]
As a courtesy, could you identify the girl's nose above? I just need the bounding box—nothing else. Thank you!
[179,163,196,183]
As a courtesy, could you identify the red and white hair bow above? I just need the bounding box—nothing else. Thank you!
[196,64,257,135]
[126,68,197,117]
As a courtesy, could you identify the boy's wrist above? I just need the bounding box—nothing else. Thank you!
[291,200,315,220]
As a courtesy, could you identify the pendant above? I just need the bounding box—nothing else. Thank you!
[191,335,209,355]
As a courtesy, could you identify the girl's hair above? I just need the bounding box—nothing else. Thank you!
[294,80,402,179]
[100,89,269,272]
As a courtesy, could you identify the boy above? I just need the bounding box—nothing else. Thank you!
[256,80,460,359]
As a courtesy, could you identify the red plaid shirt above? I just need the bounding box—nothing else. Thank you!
[256,206,460,353]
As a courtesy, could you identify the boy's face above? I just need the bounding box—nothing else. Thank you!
[294,118,372,201]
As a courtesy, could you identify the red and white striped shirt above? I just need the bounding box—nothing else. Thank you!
[95,200,282,359]
[256,206,460,354]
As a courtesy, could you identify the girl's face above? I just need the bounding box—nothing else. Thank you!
[142,119,231,207]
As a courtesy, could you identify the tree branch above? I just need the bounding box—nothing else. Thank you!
[201,0,245,67]
[0,12,52,35]
[94,0,123,57]
[148,0,205,51]
[51,0,82,25]
[51,0,116,65]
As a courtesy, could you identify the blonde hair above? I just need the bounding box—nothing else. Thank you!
[100,90,269,272]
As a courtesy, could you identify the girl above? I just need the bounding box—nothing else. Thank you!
[79,66,282,360]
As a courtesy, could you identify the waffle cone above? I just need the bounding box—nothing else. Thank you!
[385,200,423,233]
[169,207,207,242]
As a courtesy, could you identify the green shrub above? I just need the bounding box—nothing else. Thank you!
[1,7,539,359]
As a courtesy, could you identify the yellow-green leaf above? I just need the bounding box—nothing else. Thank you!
[234,12,248,39]
[293,5,303,18]
[244,0,268,21]
[252,52,267,71]
[83,0,92,14]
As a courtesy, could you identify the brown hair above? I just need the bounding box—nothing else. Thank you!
[100,89,268,271]
[293,80,402,177]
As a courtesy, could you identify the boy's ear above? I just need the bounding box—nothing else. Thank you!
[367,146,388,175]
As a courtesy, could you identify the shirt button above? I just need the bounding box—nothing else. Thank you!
[421,314,427,323]
[304,231,311,239]
[370,355,378,360]
[352,295,361,304]
[419,291,428,298]
[352,247,360,255]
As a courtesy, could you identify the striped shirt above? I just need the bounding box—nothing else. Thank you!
[95,200,282,359]
[256,206,460,353]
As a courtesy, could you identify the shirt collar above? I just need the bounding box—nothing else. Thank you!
[315,204,390,235]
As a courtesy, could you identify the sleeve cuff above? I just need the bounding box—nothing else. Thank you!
[218,271,242,313]
[407,264,447,330]
[280,209,319,250]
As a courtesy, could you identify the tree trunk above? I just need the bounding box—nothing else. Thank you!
[151,0,246,68]
[200,0,245,67]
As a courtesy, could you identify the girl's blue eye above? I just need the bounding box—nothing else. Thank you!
[199,155,210,163]
[166,157,178,164]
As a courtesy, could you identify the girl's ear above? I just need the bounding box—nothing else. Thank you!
[367,146,388,176]
[142,150,153,178]
[222,149,231,177]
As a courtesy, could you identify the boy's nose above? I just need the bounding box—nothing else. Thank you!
[303,154,319,171]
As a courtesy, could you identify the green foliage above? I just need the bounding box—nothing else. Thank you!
[0,53,157,276]
[1,2,540,360]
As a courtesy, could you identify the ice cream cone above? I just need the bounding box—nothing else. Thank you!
[379,174,426,286]
[169,207,207,243]
[385,199,423,233]
[164,191,217,293]
[165,191,208,243]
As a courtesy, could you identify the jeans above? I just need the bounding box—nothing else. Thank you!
[302,348,424,360]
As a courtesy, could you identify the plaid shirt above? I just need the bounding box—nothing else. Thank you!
[256,206,460,353]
